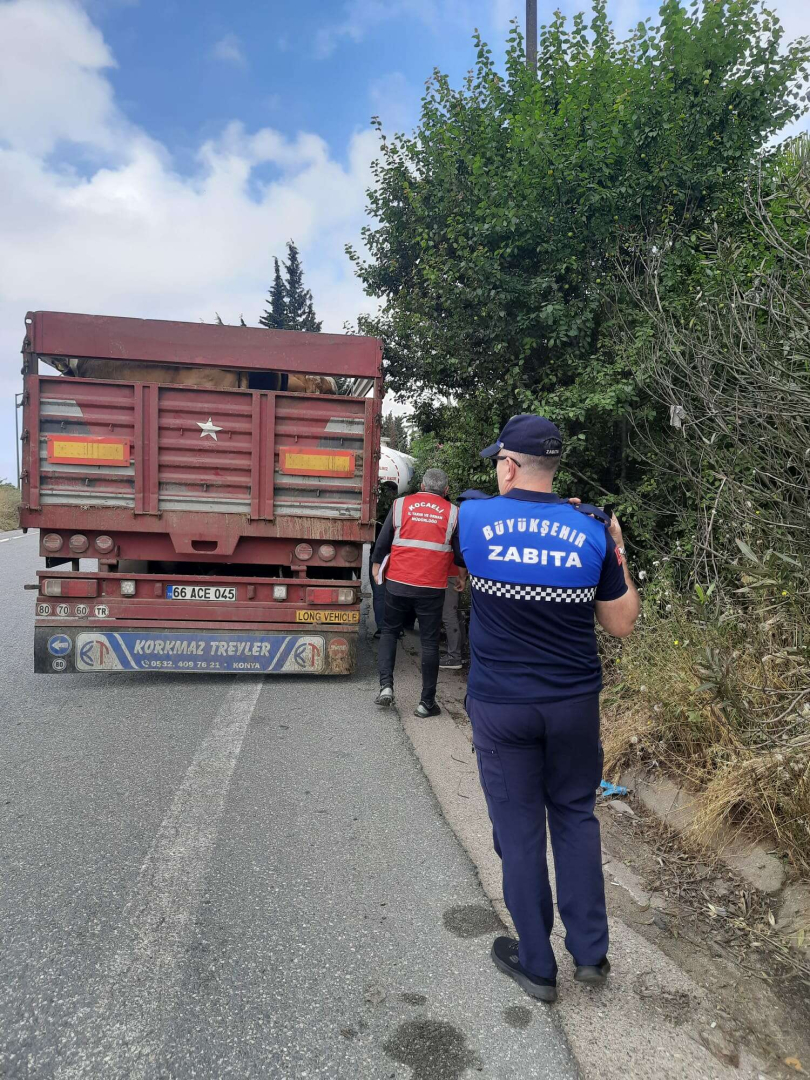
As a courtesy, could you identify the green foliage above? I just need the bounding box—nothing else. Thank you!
[259,242,323,332]
[381,413,411,453]
[350,0,809,505]
[624,136,810,609]
[259,258,287,330]
[0,481,20,532]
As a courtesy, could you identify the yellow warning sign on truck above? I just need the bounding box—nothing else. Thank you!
[279,447,355,477]
[47,435,130,466]
[295,610,360,624]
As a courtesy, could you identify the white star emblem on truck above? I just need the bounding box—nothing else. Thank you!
[197,417,222,440]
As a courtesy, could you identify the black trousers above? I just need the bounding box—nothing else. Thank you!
[467,693,607,980]
[378,589,444,703]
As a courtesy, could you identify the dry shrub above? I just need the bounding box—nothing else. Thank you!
[601,581,810,875]
[691,742,810,872]
[0,484,20,532]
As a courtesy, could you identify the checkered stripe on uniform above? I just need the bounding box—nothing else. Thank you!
[470,577,597,603]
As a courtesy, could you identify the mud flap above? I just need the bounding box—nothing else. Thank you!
[34,627,357,675]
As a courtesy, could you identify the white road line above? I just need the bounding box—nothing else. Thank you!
[56,677,263,1079]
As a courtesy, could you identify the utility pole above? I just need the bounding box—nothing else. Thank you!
[526,0,537,69]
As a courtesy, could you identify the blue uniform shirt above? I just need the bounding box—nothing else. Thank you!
[458,489,627,703]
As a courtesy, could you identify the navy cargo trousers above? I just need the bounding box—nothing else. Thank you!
[467,693,608,981]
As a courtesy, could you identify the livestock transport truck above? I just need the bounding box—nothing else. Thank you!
[19,311,382,676]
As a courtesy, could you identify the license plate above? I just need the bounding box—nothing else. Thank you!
[166,585,237,601]
[295,610,360,624]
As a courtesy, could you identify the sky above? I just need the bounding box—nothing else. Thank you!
[1,0,809,484]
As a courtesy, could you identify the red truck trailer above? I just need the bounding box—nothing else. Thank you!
[19,311,382,675]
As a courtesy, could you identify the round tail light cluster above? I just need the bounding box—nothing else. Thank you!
[318,544,336,562]
[68,534,89,553]
[42,533,62,553]
[341,545,359,563]
[294,543,313,561]
[94,535,115,554]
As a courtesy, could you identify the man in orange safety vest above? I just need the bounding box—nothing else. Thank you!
[371,468,467,717]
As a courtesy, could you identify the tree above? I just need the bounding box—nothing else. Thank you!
[259,243,323,332]
[302,297,322,333]
[349,0,809,502]
[282,242,308,329]
[382,413,410,453]
[623,136,810,589]
[259,257,287,330]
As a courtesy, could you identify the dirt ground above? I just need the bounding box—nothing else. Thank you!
[597,798,810,1076]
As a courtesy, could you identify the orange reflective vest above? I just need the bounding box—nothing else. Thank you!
[386,494,459,590]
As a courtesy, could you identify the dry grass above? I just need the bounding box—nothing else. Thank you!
[600,589,810,876]
[0,484,20,532]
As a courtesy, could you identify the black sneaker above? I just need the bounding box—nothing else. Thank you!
[439,657,463,670]
[414,701,441,718]
[491,937,557,1003]
[574,957,611,986]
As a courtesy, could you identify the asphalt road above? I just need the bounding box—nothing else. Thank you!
[0,533,578,1080]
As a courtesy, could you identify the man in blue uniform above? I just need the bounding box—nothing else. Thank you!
[459,415,639,1003]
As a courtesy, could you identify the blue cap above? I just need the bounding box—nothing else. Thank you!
[480,414,563,460]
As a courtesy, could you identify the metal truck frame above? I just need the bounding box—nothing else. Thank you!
[19,311,383,675]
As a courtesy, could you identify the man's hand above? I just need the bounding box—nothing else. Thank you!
[372,563,381,583]
[454,569,468,592]
[608,514,624,548]
[568,497,624,545]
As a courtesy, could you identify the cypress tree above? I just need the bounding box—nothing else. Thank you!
[258,242,322,333]
[282,242,308,330]
[302,297,322,333]
[259,257,286,329]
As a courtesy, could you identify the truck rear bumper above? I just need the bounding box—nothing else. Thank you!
[35,626,355,675]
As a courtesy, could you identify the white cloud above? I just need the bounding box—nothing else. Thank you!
[212,32,247,68]
[0,0,122,155]
[369,72,418,132]
[0,0,379,482]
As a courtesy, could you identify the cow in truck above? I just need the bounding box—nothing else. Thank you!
[19,311,382,675]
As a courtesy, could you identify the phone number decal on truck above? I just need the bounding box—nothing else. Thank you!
[73,632,325,672]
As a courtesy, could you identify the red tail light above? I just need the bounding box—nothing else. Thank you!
[42,579,99,597]
[94,535,114,554]
[306,587,338,604]
[318,544,336,562]
[68,534,89,553]
[294,544,313,561]
[42,533,62,552]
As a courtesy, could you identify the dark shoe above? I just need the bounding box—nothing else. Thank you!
[439,657,463,670]
[375,687,394,707]
[574,957,611,986]
[373,630,381,640]
[491,937,557,1003]
[414,701,441,718]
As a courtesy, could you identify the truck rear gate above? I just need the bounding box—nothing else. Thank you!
[20,312,382,675]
